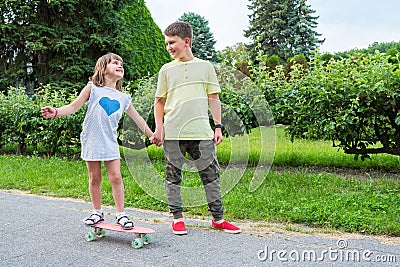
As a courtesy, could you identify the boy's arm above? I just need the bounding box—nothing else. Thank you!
[41,83,92,118]
[208,93,223,146]
[125,103,153,139]
[153,97,166,146]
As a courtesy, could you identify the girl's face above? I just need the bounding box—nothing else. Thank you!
[104,58,124,81]
[165,35,190,60]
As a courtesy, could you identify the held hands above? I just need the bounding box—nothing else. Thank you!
[150,127,164,147]
[41,106,58,118]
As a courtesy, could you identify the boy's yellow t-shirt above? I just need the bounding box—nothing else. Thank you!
[155,58,221,140]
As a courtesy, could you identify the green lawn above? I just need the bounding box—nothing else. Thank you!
[1,126,399,236]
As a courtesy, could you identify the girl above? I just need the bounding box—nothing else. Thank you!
[41,53,153,229]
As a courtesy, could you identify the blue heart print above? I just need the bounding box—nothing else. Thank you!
[99,97,120,116]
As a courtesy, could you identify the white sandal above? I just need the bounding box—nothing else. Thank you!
[83,212,104,225]
[116,215,134,229]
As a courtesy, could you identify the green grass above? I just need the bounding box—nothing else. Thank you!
[1,126,399,236]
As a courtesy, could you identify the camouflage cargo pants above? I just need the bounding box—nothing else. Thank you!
[163,140,224,221]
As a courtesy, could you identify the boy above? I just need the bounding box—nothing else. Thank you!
[153,21,241,235]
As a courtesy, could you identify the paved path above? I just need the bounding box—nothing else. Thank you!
[1,190,399,266]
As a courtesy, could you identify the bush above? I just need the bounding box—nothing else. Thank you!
[253,51,400,158]
[0,85,85,156]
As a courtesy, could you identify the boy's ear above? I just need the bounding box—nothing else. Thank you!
[184,37,191,47]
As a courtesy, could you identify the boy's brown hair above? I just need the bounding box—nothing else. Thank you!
[164,21,193,45]
[90,53,124,91]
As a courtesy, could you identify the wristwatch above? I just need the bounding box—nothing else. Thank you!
[214,124,224,129]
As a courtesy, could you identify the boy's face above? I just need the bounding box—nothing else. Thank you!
[165,35,190,60]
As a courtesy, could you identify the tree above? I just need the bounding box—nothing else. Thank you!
[178,12,218,62]
[0,0,125,93]
[0,0,170,93]
[245,0,324,62]
[120,0,171,80]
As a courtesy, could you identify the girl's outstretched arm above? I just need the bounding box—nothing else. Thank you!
[125,103,154,139]
[41,83,92,118]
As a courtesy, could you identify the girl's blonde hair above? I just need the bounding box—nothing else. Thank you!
[90,53,124,91]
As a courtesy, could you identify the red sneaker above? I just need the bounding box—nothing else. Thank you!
[172,221,187,235]
[212,220,241,234]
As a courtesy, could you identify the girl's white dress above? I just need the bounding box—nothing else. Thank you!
[80,84,131,161]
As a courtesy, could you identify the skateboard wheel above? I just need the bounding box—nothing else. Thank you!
[85,232,96,242]
[132,238,143,249]
[98,229,107,237]
[101,229,107,237]
[143,234,152,245]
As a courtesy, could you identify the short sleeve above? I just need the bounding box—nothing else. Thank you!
[206,62,221,94]
[155,67,168,98]
[124,93,132,111]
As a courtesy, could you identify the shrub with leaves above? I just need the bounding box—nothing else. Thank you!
[253,51,400,158]
[0,86,85,156]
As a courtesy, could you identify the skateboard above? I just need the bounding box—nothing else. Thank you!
[84,221,155,249]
